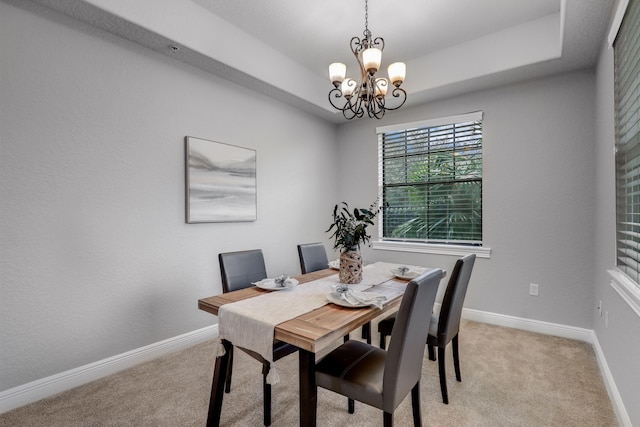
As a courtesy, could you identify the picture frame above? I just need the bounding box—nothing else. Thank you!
[185,136,257,223]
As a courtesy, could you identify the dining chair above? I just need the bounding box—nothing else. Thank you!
[218,249,298,426]
[297,242,329,274]
[377,254,476,404]
[315,269,442,427]
[297,242,372,344]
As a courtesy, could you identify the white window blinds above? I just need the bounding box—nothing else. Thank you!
[615,0,640,285]
[377,112,483,245]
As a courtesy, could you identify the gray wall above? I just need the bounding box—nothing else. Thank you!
[0,1,338,391]
[336,72,597,328]
[594,40,640,424]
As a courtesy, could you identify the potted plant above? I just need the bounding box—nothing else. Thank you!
[326,200,383,284]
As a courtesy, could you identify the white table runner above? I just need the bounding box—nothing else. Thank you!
[215,262,427,383]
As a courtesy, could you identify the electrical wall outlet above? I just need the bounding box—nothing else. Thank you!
[597,300,602,317]
[529,283,539,296]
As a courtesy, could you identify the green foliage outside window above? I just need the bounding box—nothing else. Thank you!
[380,117,483,245]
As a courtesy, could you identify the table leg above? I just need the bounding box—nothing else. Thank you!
[299,349,317,427]
[207,339,231,427]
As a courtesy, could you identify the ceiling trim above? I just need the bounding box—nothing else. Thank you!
[608,0,629,46]
[32,0,568,123]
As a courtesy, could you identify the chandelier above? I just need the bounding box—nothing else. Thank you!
[328,0,407,120]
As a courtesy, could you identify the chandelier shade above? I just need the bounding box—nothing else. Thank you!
[362,48,382,73]
[388,62,406,86]
[329,63,346,85]
[328,0,407,120]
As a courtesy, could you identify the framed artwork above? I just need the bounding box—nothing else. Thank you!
[185,136,257,223]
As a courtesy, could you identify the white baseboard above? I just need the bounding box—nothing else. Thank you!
[461,308,594,342]
[591,335,632,427]
[0,310,631,426]
[0,324,218,414]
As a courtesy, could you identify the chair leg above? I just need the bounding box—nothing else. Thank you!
[343,333,350,343]
[411,381,422,427]
[262,365,272,426]
[452,334,461,382]
[348,398,354,414]
[225,346,234,393]
[383,411,394,427]
[379,332,387,350]
[428,344,435,361]
[361,322,371,344]
[438,347,449,404]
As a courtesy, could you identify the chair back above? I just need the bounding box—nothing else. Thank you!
[218,249,267,293]
[297,243,329,274]
[382,269,441,412]
[437,254,476,345]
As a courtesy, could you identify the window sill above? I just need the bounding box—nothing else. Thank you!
[608,269,640,318]
[371,240,491,259]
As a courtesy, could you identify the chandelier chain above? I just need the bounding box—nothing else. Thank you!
[364,0,369,38]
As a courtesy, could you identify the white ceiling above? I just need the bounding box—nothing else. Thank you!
[192,0,562,77]
[33,0,615,123]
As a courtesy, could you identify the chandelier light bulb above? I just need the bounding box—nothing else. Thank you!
[362,48,382,74]
[329,62,346,87]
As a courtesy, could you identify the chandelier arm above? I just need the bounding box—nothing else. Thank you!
[374,78,388,97]
[356,95,366,118]
[383,87,408,111]
[329,88,365,116]
[353,46,367,79]
[350,37,364,56]
[372,37,385,51]
[328,88,350,111]
[343,95,363,120]
[343,109,356,120]
[369,96,386,119]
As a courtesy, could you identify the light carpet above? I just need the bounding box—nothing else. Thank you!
[0,319,617,426]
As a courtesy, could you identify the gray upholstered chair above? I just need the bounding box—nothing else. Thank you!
[218,249,298,426]
[297,242,330,274]
[219,249,269,293]
[377,254,476,404]
[315,269,442,427]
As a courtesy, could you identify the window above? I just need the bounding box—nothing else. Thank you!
[376,112,483,247]
[614,0,640,287]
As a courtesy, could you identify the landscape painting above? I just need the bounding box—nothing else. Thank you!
[185,137,257,223]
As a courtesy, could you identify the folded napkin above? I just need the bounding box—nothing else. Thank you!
[337,287,386,309]
[252,275,298,289]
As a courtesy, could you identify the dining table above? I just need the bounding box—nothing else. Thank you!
[197,262,444,427]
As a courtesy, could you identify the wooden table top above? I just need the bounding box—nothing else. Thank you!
[198,268,413,353]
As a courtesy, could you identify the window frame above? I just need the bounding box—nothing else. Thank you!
[374,112,490,258]
[610,0,640,315]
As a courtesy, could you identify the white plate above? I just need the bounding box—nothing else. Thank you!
[391,269,419,280]
[328,260,340,270]
[254,279,298,291]
[326,292,369,308]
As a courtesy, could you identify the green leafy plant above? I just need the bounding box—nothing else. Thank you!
[386,148,482,242]
[326,200,383,252]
